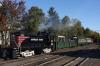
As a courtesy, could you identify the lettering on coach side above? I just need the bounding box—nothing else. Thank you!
[31,38,43,41]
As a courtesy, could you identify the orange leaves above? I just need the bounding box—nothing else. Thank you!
[0,0,25,32]
[0,15,8,31]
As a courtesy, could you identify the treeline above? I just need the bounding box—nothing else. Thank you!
[0,0,100,44]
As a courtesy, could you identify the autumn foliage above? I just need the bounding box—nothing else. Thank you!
[0,14,8,31]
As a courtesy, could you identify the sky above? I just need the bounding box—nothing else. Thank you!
[25,0,100,33]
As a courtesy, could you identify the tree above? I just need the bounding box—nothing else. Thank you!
[84,28,92,37]
[71,19,84,37]
[76,21,84,37]
[0,0,25,47]
[48,7,60,33]
[62,16,70,25]
[25,6,44,33]
[61,16,70,36]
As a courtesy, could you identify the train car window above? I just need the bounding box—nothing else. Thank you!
[57,36,65,42]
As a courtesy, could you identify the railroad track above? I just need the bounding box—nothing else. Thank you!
[78,58,89,66]
[63,57,89,66]
[0,45,98,66]
[0,54,49,66]
[18,45,95,66]
[0,54,61,66]
[19,55,62,66]
[27,56,89,66]
[0,53,94,66]
[0,55,38,64]
[37,56,67,66]
[23,56,75,66]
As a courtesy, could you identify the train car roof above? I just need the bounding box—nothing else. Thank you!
[58,36,65,38]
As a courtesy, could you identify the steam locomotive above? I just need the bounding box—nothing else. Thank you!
[0,32,56,59]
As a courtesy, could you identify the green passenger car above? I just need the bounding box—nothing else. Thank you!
[55,36,78,49]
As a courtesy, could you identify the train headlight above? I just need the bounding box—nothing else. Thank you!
[51,43,53,45]
[0,3,2,7]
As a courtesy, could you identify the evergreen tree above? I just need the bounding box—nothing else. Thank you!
[25,6,44,33]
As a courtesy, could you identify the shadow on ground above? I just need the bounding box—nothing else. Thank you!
[51,49,100,59]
